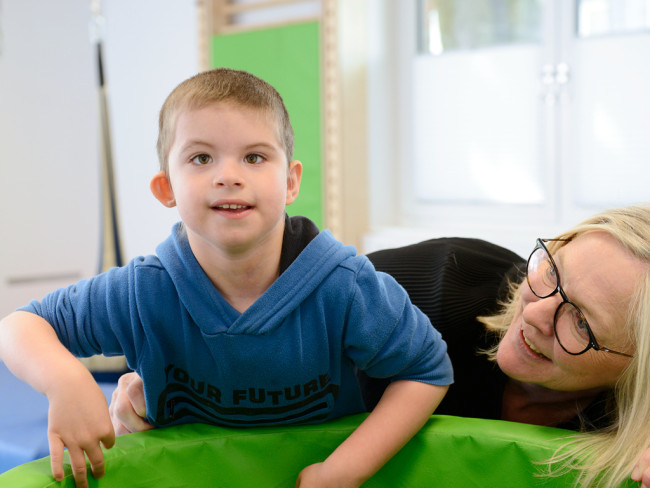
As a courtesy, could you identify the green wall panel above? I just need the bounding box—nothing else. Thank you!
[211,22,323,228]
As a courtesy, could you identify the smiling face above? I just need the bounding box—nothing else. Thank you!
[151,102,302,260]
[496,231,643,391]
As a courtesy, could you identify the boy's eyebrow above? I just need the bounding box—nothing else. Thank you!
[177,139,215,152]
[176,140,281,153]
[243,141,281,153]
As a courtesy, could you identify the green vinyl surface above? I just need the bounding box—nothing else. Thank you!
[0,413,616,487]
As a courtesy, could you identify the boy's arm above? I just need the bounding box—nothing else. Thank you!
[296,379,448,488]
[0,311,115,488]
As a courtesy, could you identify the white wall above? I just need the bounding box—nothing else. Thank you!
[100,0,197,258]
[0,0,197,317]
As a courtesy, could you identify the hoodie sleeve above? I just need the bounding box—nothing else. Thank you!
[17,258,148,364]
[343,257,454,386]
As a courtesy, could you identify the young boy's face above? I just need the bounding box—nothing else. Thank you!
[152,102,302,256]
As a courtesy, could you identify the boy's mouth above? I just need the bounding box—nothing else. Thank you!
[210,200,254,218]
[213,204,251,210]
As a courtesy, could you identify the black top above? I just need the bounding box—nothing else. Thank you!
[359,237,609,431]
[279,214,320,275]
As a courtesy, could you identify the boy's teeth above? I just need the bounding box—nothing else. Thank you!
[219,204,244,209]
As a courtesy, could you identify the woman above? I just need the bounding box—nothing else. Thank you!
[110,203,650,487]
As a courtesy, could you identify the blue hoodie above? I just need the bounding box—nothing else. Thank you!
[22,222,452,427]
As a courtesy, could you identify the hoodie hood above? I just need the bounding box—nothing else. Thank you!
[156,223,357,336]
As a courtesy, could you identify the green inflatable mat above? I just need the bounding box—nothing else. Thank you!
[0,414,632,487]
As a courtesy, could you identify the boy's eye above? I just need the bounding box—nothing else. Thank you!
[244,154,263,164]
[191,154,212,165]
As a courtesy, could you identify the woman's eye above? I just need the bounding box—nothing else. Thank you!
[571,308,591,341]
[244,154,263,164]
[541,260,557,287]
[191,154,212,165]
[576,315,589,332]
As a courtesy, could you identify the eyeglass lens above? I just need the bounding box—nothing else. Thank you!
[527,246,592,354]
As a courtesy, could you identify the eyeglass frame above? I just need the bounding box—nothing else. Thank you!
[526,238,633,358]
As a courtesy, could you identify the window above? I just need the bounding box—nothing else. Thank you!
[412,0,545,207]
[365,0,650,256]
[577,0,650,37]
[419,0,542,55]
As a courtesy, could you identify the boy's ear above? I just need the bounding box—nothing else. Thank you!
[150,171,176,208]
[285,160,303,206]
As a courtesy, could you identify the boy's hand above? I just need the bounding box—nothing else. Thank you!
[295,462,360,488]
[0,312,115,487]
[297,381,448,488]
[46,376,115,488]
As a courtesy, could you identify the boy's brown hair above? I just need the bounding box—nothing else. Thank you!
[156,68,295,173]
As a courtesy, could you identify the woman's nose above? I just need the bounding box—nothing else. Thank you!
[521,287,560,336]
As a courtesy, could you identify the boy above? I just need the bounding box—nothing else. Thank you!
[0,68,452,487]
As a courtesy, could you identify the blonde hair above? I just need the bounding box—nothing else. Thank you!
[156,68,294,173]
[480,203,650,487]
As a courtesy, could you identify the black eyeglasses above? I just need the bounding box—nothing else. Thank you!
[526,238,633,358]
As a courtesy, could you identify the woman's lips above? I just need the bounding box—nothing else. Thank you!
[520,328,551,361]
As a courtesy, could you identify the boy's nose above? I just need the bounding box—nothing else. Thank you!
[214,159,243,187]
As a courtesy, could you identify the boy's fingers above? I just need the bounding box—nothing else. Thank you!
[47,435,65,481]
[67,447,90,488]
[101,428,116,450]
[87,445,106,480]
